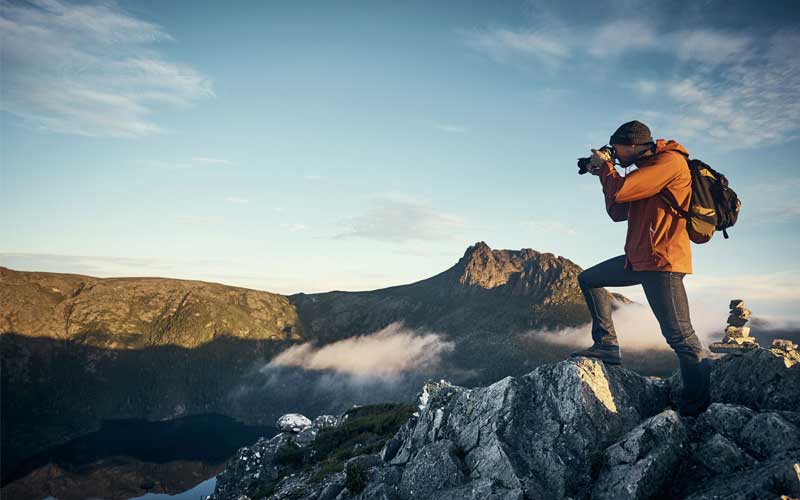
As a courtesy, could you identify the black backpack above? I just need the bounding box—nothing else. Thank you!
[659,158,741,244]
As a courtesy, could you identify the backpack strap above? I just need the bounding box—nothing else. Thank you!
[659,153,692,219]
[658,188,690,219]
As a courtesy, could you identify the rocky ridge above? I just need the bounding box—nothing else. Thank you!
[211,345,800,500]
[0,266,302,349]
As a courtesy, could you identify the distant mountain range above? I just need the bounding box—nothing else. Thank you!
[0,241,628,482]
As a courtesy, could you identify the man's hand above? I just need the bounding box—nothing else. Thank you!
[589,148,613,175]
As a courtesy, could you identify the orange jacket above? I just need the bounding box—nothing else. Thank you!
[598,139,693,273]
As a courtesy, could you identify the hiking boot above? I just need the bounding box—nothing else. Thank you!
[678,358,713,417]
[569,344,622,365]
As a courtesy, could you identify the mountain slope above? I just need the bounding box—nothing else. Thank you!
[0,242,624,482]
[289,241,626,342]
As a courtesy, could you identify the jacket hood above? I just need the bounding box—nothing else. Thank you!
[634,139,689,168]
[653,139,689,157]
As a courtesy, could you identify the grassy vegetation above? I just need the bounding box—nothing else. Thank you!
[271,402,415,487]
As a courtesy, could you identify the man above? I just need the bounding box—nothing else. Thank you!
[569,120,712,417]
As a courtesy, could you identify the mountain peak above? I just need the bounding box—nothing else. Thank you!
[442,242,577,299]
[461,241,493,260]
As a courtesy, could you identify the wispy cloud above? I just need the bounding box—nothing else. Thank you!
[280,223,307,232]
[332,194,468,243]
[175,215,224,226]
[435,123,468,134]
[149,157,232,169]
[1,0,213,137]
[669,29,751,64]
[587,20,657,57]
[192,157,231,165]
[225,196,249,204]
[759,204,800,222]
[660,31,800,148]
[303,174,326,181]
[0,252,223,279]
[459,27,569,67]
[460,16,798,148]
[626,79,658,96]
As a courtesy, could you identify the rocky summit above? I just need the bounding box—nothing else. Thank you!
[210,345,800,500]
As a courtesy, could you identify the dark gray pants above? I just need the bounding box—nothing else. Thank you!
[578,255,711,408]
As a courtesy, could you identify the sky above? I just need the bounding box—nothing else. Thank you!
[2,0,799,322]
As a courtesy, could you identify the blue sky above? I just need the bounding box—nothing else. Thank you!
[2,0,799,321]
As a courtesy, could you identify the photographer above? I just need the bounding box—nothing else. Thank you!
[570,120,712,417]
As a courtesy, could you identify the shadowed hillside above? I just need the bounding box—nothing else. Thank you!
[1,242,630,481]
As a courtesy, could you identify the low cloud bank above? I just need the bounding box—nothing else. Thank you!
[264,322,455,377]
[529,299,729,352]
[530,297,800,355]
[231,322,457,425]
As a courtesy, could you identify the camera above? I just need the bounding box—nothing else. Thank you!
[577,145,615,175]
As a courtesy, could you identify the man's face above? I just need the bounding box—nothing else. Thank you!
[611,143,638,165]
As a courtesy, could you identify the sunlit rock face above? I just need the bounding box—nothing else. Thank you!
[381,358,668,500]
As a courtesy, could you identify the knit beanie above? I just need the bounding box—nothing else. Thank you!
[609,120,653,145]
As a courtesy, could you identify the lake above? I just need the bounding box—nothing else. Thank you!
[1,414,275,500]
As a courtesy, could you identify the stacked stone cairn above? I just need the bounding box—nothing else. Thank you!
[771,338,798,352]
[709,299,759,354]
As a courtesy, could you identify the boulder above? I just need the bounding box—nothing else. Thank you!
[711,348,800,411]
[592,410,689,500]
[385,358,668,499]
[690,432,755,475]
[276,413,312,433]
[683,457,800,500]
[314,414,340,430]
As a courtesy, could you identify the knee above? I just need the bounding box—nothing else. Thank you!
[578,270,591,290]
[578,269,599,290]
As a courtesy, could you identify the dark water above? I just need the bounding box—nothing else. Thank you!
[1,414,275,500]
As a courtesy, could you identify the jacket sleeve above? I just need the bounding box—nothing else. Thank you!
[598,154,682,203]
[605,199,629,222]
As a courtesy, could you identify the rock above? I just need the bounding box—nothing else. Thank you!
[773,339,798,352]
[738,412,800,459]
[397,440,467,500]
[694,403,756,441]
[729,299,745,309]
[709,342,759,354]
[683,457,800,500]
[691,432,755,475]
[592,410,688,500]
[317,473,346,500]
[343,453,384,496]
[314,414,340,430]
[711,347,800,411]
[724,325,751,338]
[277,413,312,433]
[729,307,752,318]
[350,465,403,500]
[210,345,800,500]
[212,433,294,499]
[726,315,749,327]
[386,358,668,499]
[295,425,318,447]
